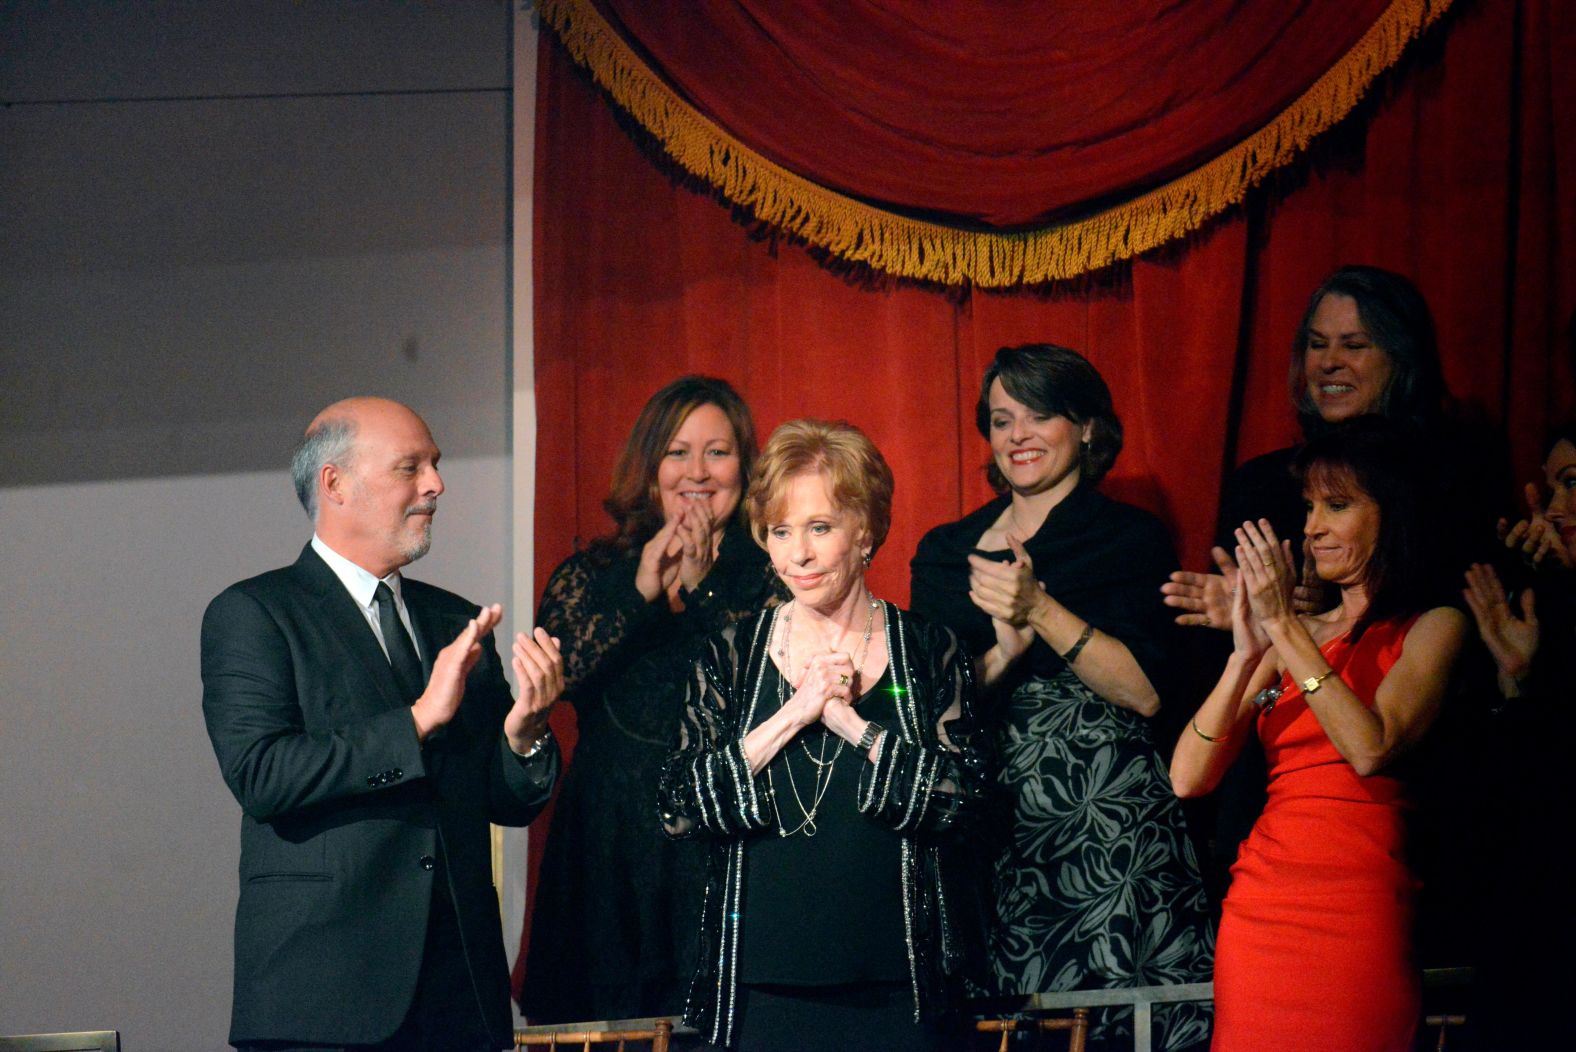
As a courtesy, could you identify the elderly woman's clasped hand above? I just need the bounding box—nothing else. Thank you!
[785,650,857,728]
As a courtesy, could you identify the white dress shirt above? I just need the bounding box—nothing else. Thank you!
[311,534,425,663]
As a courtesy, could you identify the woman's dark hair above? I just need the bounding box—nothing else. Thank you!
[1544,421,1576,460]
[1291,265,1446,435]
[1294,416,1437,639]
[975,343,1123,490]
[594,375,757,557]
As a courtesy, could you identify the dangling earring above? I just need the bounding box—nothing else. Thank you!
[861,550,873,568]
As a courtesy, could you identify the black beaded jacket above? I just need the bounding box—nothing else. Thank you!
[657,602,993,1047]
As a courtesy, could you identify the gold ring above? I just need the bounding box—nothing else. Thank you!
[838,674,850,685]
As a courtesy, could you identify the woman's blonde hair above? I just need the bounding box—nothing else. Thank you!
[746,419,894,558]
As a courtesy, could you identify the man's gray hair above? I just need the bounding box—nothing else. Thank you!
[290,418,358,520]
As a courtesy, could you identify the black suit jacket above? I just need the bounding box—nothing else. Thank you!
[201,544,557,1047]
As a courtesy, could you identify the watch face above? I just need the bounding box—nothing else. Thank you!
[1252,685,1283,715]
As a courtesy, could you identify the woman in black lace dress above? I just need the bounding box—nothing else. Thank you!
[909,345,1213,1052]
[522,376,775,1023]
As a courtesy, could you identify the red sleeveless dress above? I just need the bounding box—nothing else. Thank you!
[1212,617,1421,1052]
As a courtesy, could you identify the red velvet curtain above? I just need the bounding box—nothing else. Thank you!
[518,0,1575,990]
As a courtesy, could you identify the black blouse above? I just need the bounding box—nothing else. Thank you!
[740,666,908,985]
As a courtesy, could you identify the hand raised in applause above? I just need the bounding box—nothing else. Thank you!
[674,500,718,593]
[1235,520,1298,627]
[507,627,564,754]
[412,603,504,741]
[1463,562,1539,691]
[968,536,1046,626]
[635,512,686,602]
[1499,483,1574,571]
[1162,546,1239,629]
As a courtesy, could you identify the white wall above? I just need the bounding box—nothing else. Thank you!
[0,3,520,1046]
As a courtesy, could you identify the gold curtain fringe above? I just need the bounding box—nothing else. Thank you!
[537,0,1453,287]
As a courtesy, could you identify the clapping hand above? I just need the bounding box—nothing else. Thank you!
[507,627,564,753]
[1162,546,1240,629]
[968,536,1046,625]
[1499,483,1574,571]
[413,603,504,740]
[1462,563,1539,692]
[675,500,718,592]
[1235,520,1298,627]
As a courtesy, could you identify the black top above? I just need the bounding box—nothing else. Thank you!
[740,665,907,984]
[909,482,1178,696]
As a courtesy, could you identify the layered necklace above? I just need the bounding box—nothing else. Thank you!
[768,595,881,838]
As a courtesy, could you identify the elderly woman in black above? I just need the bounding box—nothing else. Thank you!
[658,419,989,1051]
[910,344,1212,1052]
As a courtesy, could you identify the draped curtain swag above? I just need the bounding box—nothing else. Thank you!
[538,0,1454,286]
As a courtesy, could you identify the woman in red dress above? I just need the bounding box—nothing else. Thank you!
[1171,417,1467,1052]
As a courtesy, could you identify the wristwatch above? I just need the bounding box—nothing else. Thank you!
[513,727,554,759]
[856,721,886,752]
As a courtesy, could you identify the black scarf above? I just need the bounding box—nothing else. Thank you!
[909,482,1177,690]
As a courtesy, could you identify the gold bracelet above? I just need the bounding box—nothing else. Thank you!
[1301,668,1336,695]
[1190,716,1230,743]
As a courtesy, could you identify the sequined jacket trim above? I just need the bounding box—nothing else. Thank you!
[656,603,991,1047]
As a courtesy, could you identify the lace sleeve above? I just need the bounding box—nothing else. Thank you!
[658,616,778,839]
[856,616,992,837]
[536,551,663,701]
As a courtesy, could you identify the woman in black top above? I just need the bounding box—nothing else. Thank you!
[659,419,990,1051]
[522,376,776,1022]
[1460,424,1576,1050]
[910,345,1213,1052]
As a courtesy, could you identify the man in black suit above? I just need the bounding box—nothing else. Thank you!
[202,396,563,1051]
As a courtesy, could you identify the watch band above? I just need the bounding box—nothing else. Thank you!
[513,727,553,759]
[1301,669,1335,695]
[856,721,886,752]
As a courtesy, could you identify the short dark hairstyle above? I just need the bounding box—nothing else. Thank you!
[975,343,1123,490]
[1544,421,1576,460]
[596,375,757,556]
[1294,416,1435,640]
[1291,265,1446,435]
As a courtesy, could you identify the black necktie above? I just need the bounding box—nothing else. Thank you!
[374,581,425,701]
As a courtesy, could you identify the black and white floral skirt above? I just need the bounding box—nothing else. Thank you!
[990,670,1215,1051]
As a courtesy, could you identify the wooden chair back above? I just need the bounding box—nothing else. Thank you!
[515,1017,672,1051]
[976,1009,1089,1052]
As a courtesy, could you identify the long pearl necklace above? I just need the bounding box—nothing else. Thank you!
[768,596,880,838]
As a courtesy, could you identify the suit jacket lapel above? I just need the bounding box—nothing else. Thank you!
[291,544,411,713]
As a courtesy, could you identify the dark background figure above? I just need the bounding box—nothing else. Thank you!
[201,397,563,1051]
[911,345,1213,1052]
[1160,266,1509,968]
[1172,417,1468,1052]
[522,377,776,1022]
[1459,424,1576,1050]
[659,419,990,1051]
